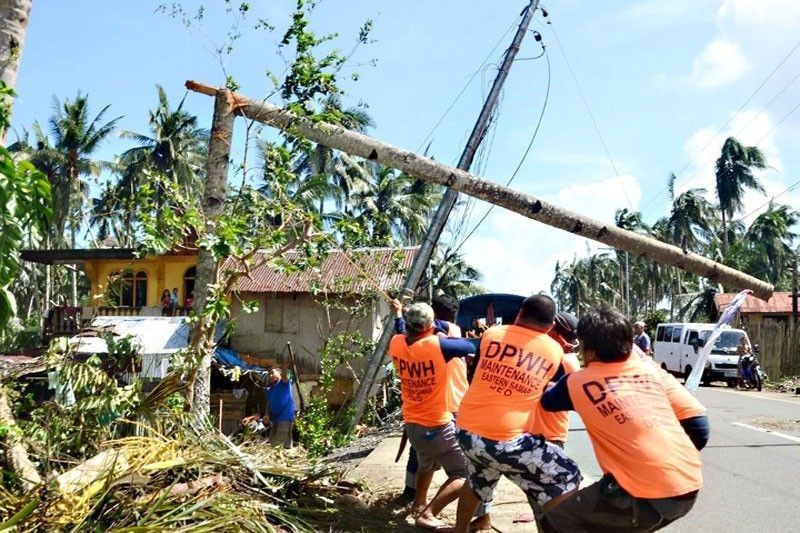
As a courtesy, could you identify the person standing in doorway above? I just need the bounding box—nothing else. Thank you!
[170,288,179,316]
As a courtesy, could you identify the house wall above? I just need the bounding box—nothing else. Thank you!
[84,255,197,306]
[230,292,387,374]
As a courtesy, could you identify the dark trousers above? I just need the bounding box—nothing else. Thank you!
[544,474,697,532]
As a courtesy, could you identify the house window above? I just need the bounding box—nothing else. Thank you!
[184,267,196,304]
[108,269,148,307]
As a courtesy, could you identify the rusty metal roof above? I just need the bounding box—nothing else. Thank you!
[714,291,794,314]
[224,246,418,294]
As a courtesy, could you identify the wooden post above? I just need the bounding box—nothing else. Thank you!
[184,80,774,301]
[285,342,305,411]
[792,253,798,325]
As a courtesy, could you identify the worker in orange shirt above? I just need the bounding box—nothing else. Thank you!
[499,311,581,528]
[541,305,709,531]
[454,294,582,533]
[393,295,467,504]
[389,301,478,531]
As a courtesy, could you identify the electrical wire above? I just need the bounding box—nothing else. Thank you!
[638,36,800,214]
[548,21,634,211]
[415,15,521,154]
[732,177,800,224]
[453,45,552,253]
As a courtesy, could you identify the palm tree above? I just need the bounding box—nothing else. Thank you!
[667,172,716,253]
[349,166,440,246]
[13,96,120,247]
[293,97,375,211]
[0,0,32,143]
[117,85,208,211]
[744,203,798,287]
[423,248,484,300]
[715,137,766,252]
[10,95,120,306]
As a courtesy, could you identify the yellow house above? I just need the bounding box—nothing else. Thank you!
[85,254,197,309]
[22,248,198,335]
[21,247,418,373]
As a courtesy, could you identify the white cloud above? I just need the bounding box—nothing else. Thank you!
[617,0,718,28]
[672,108,794,225]
[460,174,642,295]
[717,0,800,32]
[685,39,748,88]
[656,0,800,91]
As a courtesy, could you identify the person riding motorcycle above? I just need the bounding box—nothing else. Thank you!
[736,336,753,388]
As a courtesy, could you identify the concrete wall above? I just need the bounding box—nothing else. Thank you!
[230,292,388,374]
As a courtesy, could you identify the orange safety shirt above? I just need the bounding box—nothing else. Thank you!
[457,324,563,442]
[529,352,580,441]
[389,333,451,427]
[442,323,468,414]
[565,354,704,499]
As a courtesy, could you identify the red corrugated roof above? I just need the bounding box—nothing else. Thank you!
[224,246,418,294]
[714,291,794,314]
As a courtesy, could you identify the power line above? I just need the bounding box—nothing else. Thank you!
[662,69,800,202]
[733,177,800,224]
[548,20,634,211]
[675,95,800,206]
[415,15,521,153]
[454,44,552,253]
[639,37,800,214]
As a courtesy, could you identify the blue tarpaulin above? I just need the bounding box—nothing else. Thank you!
[214,346,268,374]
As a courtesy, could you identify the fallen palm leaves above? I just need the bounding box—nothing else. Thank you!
[0,426,391,532]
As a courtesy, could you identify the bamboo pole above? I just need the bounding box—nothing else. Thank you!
[285,342,305,411]
[185,80,773,300]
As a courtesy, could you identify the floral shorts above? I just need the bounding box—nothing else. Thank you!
[457,428,581,506]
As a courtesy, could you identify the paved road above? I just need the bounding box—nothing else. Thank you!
[564,386,800,533]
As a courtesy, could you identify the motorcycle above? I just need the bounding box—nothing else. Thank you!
[741,344,767,392]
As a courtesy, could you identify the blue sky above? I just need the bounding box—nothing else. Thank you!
[11,0,800,296]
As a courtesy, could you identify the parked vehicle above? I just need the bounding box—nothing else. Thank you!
[740,344,766,392]
[653,323,751,386]
[455,293,525,335]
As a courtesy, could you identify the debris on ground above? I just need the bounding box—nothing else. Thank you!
[766,375,800,394]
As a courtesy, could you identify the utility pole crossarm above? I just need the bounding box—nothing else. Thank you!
[185,79,774,302]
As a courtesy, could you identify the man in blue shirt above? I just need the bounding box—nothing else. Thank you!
[263,356,297,448]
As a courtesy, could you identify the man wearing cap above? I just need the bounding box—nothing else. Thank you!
[388,301,478,531]
[393,295,467,505]
[634,321,651,354]
[454,294,582,533]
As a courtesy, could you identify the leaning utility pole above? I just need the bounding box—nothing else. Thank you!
[350,0,540,427]
[792,253,798,325]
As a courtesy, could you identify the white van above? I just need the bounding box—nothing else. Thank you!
[653,322,749,386]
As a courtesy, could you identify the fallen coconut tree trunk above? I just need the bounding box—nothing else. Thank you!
[185,80,773,300]
[0,384,42,490]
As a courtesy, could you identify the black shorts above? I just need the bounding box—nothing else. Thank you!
[544,474,698,532]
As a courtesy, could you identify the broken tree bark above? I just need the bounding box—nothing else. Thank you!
[0,0,32,144]
[189,88,235,420]
[0,383,42,490]
[185,80,774,301]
